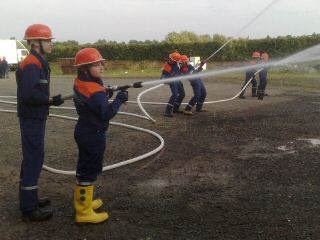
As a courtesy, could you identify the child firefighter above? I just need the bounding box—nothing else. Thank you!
[72,48,128,224]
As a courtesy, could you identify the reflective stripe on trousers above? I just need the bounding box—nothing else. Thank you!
[19,118,46,212]
[185,79,207,111]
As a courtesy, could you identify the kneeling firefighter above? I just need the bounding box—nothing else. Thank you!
[73,48,128,224]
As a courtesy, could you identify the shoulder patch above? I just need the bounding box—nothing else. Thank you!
[163,63,173,74]
[19,54,42,70]
[74,79,106,98]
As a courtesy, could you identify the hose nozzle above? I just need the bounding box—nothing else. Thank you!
[107,81,143,91]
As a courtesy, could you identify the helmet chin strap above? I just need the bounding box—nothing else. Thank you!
[39,40,45,55]
[84,65,94,79]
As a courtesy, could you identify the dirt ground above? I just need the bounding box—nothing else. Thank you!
[0,75,320,240]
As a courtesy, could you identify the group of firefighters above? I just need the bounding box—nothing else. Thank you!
[17,24,127,223]
[162,51,208,117]
[0,56,9,78]
[15,23,270,224]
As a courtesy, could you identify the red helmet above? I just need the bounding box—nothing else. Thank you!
[24,24,53,40]
[169,52,181,62]
[261,52,269,61]
[252,51,261,58]
[180,55,189,63]
[74,48,105,67]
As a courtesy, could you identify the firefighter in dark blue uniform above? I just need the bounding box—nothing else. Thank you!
[179,55,207,115]
[16,24,64,221]
[257,52,269,100]
[239,51,261,99]
[73,48,128,224]
[162,52,185,117]
[0,57,3,78]
[3,56,8,78]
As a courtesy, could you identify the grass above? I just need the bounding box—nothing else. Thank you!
[50,61,320,90]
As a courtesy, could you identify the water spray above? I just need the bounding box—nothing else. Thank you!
[139,44,320,87]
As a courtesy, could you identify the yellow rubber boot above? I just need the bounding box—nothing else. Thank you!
[74,185,108,224]
[92,198,103,210]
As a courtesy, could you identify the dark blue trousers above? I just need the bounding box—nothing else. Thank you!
[74,122,106,184]
[165,81,185,114]
[19,118,46,213]
[258,70,268,94]
[185,79,207,111]
[240,71,257,97]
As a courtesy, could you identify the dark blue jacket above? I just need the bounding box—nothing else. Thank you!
[161,62,180,79]
[16,50,51,119]
[180,64,202,83]
[73,73,123,131]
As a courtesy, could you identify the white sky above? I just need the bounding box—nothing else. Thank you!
[1,0,319,43]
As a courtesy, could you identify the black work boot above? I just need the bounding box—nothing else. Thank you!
[38,197,50,207]
[22,208,53,222]
[257,90,264,100]
[252,87,257,97]
[173,109,183,114]
[239,92,246,99]
[173,105,183,113]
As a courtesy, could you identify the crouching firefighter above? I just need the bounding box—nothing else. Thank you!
[162,52,185,117]
[257,52,269,100]
[16,24,64,221]
[239,51,260,99]
[179,55,207,115]
[73,48,128,224]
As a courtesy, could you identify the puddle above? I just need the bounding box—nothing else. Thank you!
[278,146,288,151]
[297,138,320,147]
[277,145,295,154]
[138,179,169,189]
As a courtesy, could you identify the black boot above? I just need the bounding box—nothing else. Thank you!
[22,208,53,222]
[173,109,183,114]
[38,197,50,207]
[173,105,183,113]
[257,90,264,100]
[252,87,257,97]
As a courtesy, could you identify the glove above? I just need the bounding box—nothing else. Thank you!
[50,94,64,106]
[116,90,128,103]
[200,59,207,65]
[107,88,114,99]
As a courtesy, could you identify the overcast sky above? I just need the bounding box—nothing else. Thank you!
[1,0,319,43]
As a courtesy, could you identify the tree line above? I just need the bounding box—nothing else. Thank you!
[41,32,320,62]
